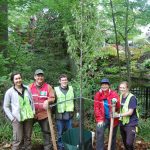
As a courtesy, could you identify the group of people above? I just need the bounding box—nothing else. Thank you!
[3,69,139,150]
[94,78,139,150]
[3,69,74,150]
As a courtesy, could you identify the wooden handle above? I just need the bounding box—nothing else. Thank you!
[108,103,116,150]
[47,107,57,150]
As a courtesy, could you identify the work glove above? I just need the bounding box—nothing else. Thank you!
[112,112,121,118]
[112,98,117,104]
[76,112,80,120]
[43,100,49,110]
[97,122,105,128]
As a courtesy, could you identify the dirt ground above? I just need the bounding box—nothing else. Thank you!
[1,139,150,150]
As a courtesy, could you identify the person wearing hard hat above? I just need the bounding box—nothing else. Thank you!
[94,78,120,150]
[29,69,55,150]
[113,81,139,150]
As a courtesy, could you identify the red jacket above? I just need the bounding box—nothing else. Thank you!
[94,89,120,127]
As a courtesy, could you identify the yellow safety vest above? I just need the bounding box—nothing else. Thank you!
[54,86,74,113]
[120,93,139,125]
[19,90,34,121]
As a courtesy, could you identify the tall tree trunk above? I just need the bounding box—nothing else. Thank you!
[109,0,121,80]
[79,1,84,149]
[0,0,8,57]
[124,0,131,85]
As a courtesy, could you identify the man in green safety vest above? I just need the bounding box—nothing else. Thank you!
[113,81,139,150]
[54,74,74,150]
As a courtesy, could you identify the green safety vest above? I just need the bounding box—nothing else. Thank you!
[120,93,139,125]
[19,90,34,121]
[54,86,74,113]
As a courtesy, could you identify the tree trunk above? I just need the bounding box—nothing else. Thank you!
[124,0,131,85]
[0,0,8,57]
[109,0,122,81]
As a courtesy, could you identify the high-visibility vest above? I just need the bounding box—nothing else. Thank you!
[30,83,49,111]
[54,86,74,113]
[19,90,34,121]
[120,93,139,125]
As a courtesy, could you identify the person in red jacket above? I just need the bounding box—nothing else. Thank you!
[29,69,55,150]
[94,78,120,150]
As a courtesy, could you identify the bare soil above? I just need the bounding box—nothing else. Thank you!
[1,139,150,150]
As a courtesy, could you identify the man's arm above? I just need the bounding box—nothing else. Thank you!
[42,84,55,110]
[47,84,55,103]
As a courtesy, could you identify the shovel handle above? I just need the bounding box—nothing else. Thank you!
[108,103,116,150]
[47,107,57,150]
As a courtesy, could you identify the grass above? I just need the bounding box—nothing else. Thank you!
[0,108,43,145]
[138,118,150,142]
[0,110,12,143]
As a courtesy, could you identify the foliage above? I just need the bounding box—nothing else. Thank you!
[99,0,150,84]
[0,109,44,144]
[26,9,74,85]
[0,0,77,94]
[143,59,150,69]
[32,123,43,144]
[0,0,150,145]
[0,111,12,143]
[0,0,149,91]
[138,118,150,142]
[64,0,105,97]
[0,53,9,74]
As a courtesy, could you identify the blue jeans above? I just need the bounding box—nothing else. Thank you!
[96,119,118,150]
[56,119,72,150]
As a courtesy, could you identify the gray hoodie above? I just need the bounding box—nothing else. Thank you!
[3,85,35,122]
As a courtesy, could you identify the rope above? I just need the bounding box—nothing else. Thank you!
[46,96,116,108]
[34,96,121,108]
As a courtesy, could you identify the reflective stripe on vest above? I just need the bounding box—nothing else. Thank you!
[54,86,74,113]
[30,83,49,111]
[120,93,139,125]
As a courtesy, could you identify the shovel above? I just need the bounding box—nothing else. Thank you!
[108,98,117,150]
[47,105,57,150]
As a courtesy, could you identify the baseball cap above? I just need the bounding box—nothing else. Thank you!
[34,69,44,75]
[100,78,110,84]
